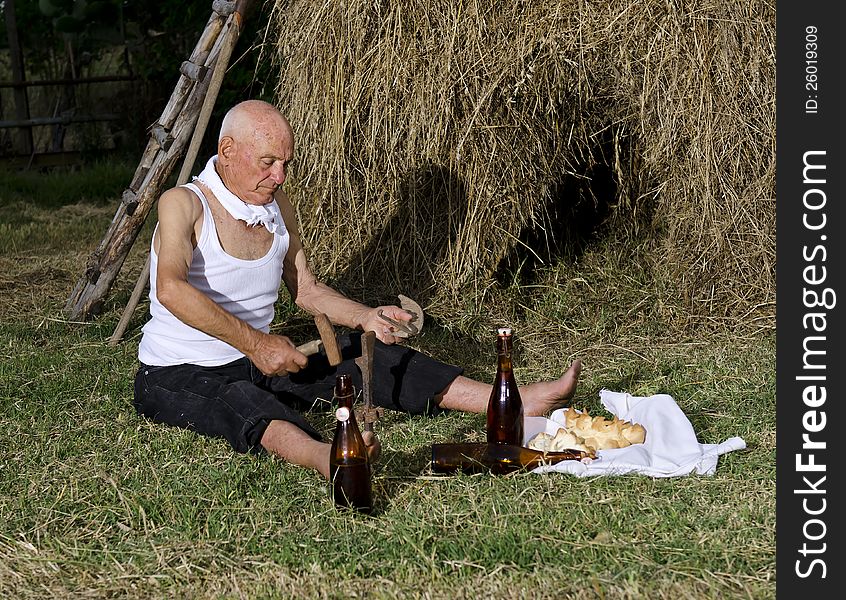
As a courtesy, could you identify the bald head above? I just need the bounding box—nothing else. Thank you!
[219,100,291,143]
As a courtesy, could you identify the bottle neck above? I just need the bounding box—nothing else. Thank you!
[496,335,513,372]
[336,392,355,409]
[334,374,355,409]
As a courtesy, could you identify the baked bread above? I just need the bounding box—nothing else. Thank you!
[528,429,596,457]
[527,407,646,454]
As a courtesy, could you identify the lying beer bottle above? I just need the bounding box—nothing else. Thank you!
[486,327,524,445]
[329,374,373,514]
[431,442,591,475]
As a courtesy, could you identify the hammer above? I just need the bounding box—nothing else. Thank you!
[295,313,343,366]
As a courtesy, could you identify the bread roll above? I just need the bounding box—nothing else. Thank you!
[527,407,646,454]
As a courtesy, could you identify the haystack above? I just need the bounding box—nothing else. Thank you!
[266,0,775,327]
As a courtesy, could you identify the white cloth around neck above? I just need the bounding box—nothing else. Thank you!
[194,155,283,234]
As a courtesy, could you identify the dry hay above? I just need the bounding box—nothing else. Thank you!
[264,0,775,327]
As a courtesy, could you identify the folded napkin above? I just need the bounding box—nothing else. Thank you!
[525,389,746,477]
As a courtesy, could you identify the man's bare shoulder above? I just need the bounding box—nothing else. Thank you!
[158,185,203,222]
[159,184,200,206]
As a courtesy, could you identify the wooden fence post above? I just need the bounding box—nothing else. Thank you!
[3,0,33,155]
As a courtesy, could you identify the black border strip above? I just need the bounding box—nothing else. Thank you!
[776,2,844,596]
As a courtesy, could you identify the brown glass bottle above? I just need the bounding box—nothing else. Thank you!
[486,328,524,445]
[431,442,590,475]
[329,374,373,514]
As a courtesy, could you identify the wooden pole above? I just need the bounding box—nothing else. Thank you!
[108,11,244,346]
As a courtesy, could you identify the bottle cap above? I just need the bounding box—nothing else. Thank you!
[335,407,350,421]
[497,327,512,336]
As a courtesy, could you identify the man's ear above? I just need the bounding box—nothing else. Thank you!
[218,136,234,159]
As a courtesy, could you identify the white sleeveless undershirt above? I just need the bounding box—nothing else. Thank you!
[138,183,289,366]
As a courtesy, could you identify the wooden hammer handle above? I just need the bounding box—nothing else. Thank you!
[294,314,343,366]
[296,339,323,356]
[314,313,343,365]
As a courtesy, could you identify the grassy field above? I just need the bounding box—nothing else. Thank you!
[0,164,774,599]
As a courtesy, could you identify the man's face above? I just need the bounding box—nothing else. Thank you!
[219,114,293,206]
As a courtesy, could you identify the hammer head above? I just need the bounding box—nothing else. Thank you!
[314,313,342,366]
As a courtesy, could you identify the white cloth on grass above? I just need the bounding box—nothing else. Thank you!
[525,389,747,478]
[194,155,283,234]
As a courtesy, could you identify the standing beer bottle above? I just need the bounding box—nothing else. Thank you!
[329,373,373,514]
[486,327,525,445]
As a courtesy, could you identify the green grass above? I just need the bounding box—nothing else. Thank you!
[0,164,774,599]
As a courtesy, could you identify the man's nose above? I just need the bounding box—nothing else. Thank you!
[270,163,286,184]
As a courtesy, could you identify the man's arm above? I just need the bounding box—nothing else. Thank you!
[154,187,307,376]
[276,192,412,344]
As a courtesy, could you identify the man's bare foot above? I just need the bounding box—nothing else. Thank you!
[521,360,583,417]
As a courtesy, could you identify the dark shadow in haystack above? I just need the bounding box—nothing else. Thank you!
[333,162,471,326]
[495,127,622,284]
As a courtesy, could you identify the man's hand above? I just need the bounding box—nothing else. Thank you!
[249,332,309,376]
[358,305,414,345]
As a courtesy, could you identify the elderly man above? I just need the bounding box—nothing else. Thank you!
[134,99,582,478]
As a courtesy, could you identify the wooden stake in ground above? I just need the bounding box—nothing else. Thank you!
[64,0,253,323]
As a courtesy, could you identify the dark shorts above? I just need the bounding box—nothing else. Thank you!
[133,332,463,454]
